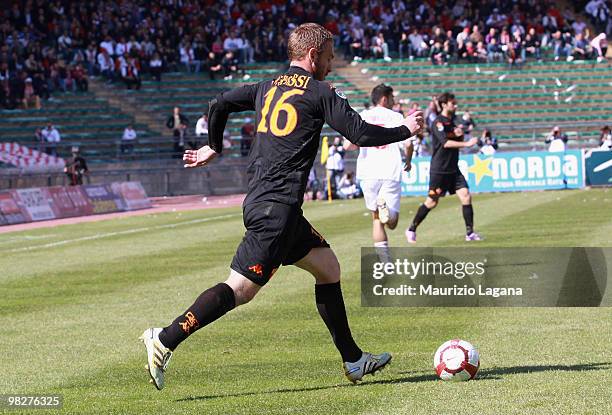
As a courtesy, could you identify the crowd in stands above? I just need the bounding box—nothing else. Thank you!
[2,0,610,111]
[2,0,610,168]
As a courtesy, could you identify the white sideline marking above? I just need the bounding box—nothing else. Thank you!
[4,213,240,254]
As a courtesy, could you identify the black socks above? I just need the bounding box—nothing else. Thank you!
[159,283,236,350]
[315,282,362,363]
[409,204,431,232]
[462,204,474,235]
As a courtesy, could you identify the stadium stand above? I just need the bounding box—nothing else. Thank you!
[0,91,156,163]
[339,59,612,151]
[1,0,611,166]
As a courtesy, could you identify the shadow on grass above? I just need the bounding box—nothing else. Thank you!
[176,362,610,402]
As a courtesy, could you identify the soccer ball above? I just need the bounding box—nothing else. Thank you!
[434,339,480,381]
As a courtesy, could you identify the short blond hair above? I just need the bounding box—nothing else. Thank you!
[287,23,333,61]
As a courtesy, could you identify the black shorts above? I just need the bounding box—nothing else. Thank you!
[428,172,468,197]
[231,201,330,286]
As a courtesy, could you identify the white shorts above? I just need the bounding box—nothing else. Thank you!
[360,179,401,214]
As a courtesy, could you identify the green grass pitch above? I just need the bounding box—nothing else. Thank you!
[1,188,611,414]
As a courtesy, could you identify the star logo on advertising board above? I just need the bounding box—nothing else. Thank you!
[468,155,493,185]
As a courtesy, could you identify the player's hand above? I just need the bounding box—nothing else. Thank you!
[183,145,218,168]
[465,137,478,147]
[404,160,412,172]
[404,110,424,136]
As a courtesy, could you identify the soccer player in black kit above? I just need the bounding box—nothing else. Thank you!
[140,23,424,390]
[405,92,482,243]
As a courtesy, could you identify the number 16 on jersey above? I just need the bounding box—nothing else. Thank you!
[257,86,304,137]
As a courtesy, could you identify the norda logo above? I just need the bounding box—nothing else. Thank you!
[403,152,580,183]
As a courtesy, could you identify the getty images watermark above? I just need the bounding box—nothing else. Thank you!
[361,248,611,307]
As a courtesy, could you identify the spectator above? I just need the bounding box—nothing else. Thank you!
[479,136,496,156]
[486,8,507,29]
[599,126,612,150]
[408,28,427,58]
[71,64,88,92]
[100,35,114,57]
[348,25,365,61]
[0,63,9,109]
[64,146,88,186]
[178,122,190,151]
[487,38,504,63]
[121,124,137,155]
[507,31,525,69]
[121,58,141,90]
[337,171,361,199]
[306,166,320,201]
[371,32,391,61]
[223,30,246,63]
[459,41,477,62]
[413,134,428,157]
[205,52,223,80]
[571,33,589,60]
[97,49,114,83]
[325,145,344,197]
[150,53,163,83]
[475,41,488,62]
[115,36,128,58]
[166,107,189,158]
[425,96,441,131]
[430,41,447,65]
[485,28,498,46]
[34,128,44,152]
[477,129,498,149]
[552,31,573,61]
[546,126,568,152]
[221,51,239,80]
[41,123,61,156]
[240,118,255,157]
[22,77,40,109]
[469,25,484,44]
[398,32,410,60]
[590,33,608,63]
[457,26,471,46]
[180,42,199,73]
[524,28,542,61]
[461,111,476,141]
[195,113,208,137]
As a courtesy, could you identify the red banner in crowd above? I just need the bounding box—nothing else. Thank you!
[0,181,151,227]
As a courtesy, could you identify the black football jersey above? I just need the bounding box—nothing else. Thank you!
[208,66,411,206]
[430,114,463,174]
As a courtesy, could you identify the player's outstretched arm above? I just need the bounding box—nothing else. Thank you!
[443,137,478,149]
[206,84,257,153]
[404,139,414,172]
[321,86,423,147]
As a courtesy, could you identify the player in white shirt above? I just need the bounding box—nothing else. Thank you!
[344,84,413,261]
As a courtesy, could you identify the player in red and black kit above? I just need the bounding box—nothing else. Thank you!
[140,23,424,390]
[406,92,482,243]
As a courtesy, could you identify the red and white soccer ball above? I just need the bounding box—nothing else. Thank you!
[434,339,480,381]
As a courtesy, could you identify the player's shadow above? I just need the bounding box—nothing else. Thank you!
[474,362,611,380]
[176,362,610,402]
